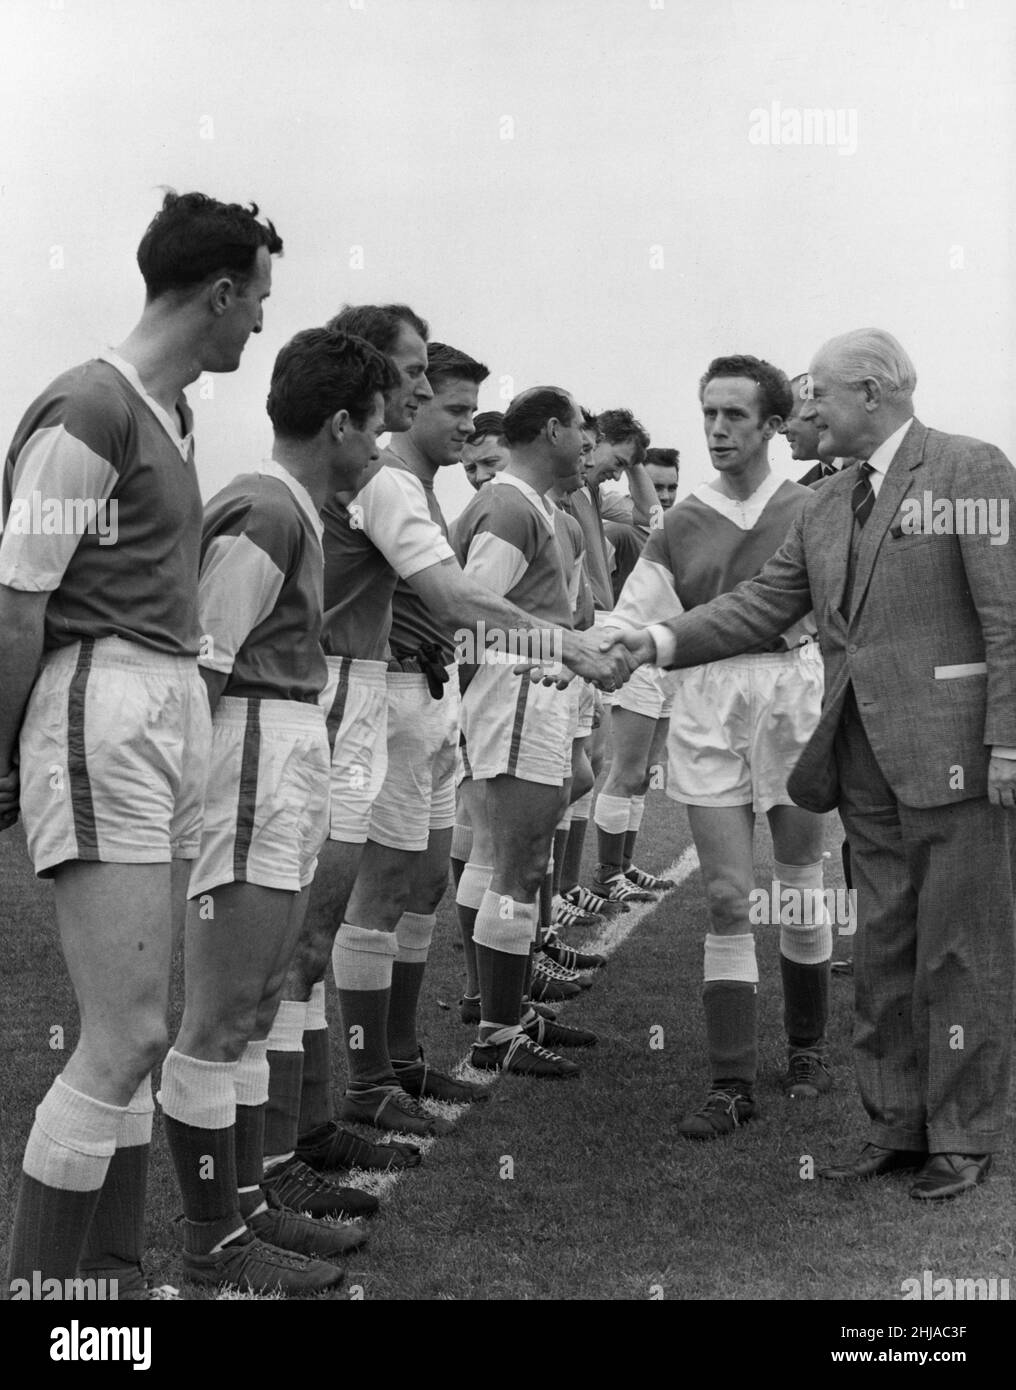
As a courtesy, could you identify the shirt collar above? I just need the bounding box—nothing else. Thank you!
[692,469,784,530]
[864,417,914,478]
[489,471,558,536]
[97,348,193,460]
[256,458,324,543]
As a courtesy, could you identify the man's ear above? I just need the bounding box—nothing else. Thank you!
[330,408,351,441]
[208,276,234,317]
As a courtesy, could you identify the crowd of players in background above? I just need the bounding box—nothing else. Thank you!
[3,189,1007,1301]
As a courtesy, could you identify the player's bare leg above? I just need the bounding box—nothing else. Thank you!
[621,715,676,889]
[8,862,174,1292]
[335,838,483,1133]
[163,881,370,1281]
[276,838,422,1172]
[559,730,613,919]
[469,775,584,1077]
[594,707,672,903]
[456,779,493,1014]
[767,804,833,1100]
[451,774,483,892]
[79,858,194,1293]
[541,750,606,974]
[678,804,760,1139]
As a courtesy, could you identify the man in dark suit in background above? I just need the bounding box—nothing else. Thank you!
[614,328,1016,1200]
[782,372,854,487]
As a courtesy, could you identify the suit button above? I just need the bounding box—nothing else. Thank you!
[847,643,858,654]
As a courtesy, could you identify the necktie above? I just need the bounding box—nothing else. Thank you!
[851,461,875,529]
[821,460,837,478]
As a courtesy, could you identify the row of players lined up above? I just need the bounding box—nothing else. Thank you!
[3,190,1014,1300]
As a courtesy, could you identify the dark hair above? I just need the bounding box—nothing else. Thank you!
[136,190,282,301]
[645,447,680,471]
[698,355,793,421]
[502,388,576,446]
[469,410,505,445]
[596,408,650,462]
[326,303,429,353]
[266,328,399,438]
[580,407,600,436]
[424,342,489,394]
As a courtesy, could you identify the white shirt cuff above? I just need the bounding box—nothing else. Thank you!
[647,623,673,666]
[991,746,1016,759]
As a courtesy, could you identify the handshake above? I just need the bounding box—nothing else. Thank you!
[514,625,658,692]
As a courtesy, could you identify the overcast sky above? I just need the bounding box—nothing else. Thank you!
[1,0,1012,521]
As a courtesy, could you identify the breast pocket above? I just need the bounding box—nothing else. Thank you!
[883,529,941,556]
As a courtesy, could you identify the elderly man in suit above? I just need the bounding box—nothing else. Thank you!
[612,328,1016,1200]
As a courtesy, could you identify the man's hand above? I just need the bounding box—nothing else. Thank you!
[560,628,637,691]
[987,755,1016,809]
[512,660,575,690]
[0,766,21,833]
[599,623,658,668]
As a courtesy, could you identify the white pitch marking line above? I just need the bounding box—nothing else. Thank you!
[244,853,702,1295]
[340,848,701,1199]
[585,846,700,960]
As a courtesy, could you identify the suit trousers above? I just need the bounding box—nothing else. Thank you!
[835,691,1016,1152]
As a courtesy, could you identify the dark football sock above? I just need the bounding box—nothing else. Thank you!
[780,954,830,1049]
[703,981,758,1089]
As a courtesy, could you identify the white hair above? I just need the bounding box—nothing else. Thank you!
[815,328,917,399]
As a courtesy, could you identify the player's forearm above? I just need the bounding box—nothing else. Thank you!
[0,589,48,769]
[438,572,557,642]
[625,463,657,528]
[655,587,801,668]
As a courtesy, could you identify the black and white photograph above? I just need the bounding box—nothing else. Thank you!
[0,0,1013,1350]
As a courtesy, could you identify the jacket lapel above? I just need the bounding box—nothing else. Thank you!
[848,420,927,621]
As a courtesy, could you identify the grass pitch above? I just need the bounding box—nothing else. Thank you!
[1,791,1013,1308]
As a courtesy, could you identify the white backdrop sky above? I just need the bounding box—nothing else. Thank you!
[1,0,1012,522]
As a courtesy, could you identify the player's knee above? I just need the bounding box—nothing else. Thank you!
[259,958,291,1017]
[215,1011,259,1061]
[117,1014,170,1078]
[288,938,328,996]
[509,860,547,902]
[702,876,750,930]
[181,989,262,1060]
[416,864,449,915]
[368,880,411,925]
[615,765,645,798]
[252,991,283,1039]
[571,761,594,804]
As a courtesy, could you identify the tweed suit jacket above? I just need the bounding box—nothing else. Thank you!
[659,421,1016,812]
